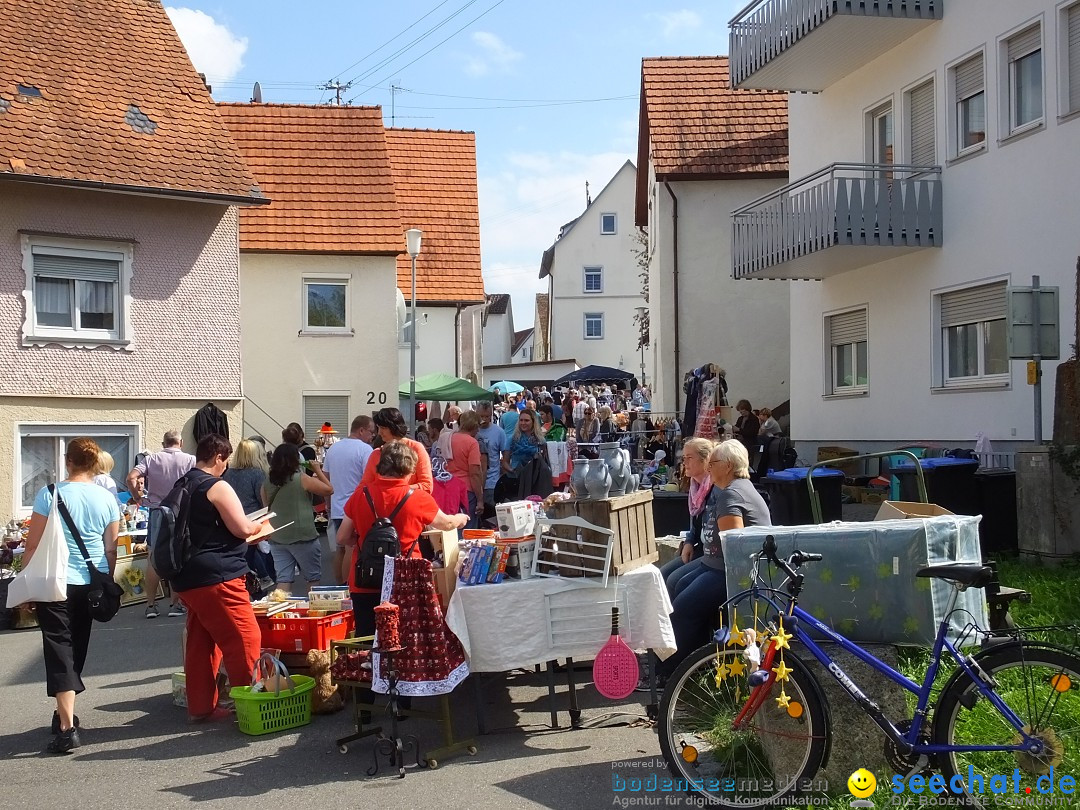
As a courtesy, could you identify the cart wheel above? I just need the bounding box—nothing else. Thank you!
[426,758,438,769]
[467,746,478,755]
[338,744,348,754]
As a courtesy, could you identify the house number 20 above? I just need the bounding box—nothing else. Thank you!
[366,392,387,405]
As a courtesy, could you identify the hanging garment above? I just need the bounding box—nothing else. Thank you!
[372,556,469,697]
[193,402,229,442]
[695,379,719,440]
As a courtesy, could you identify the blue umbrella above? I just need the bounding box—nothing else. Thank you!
[488,380,524,395]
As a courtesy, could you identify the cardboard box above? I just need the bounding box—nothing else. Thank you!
[172,672,187,707]
[496,501,536,538]
[875,501,955,520]
[432,536,460,610]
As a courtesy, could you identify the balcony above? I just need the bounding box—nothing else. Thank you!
[729,1,943,91]
[732,163,942,280]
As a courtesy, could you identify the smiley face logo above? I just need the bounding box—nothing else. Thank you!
[847,768,877,799]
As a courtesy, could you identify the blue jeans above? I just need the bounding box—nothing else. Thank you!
[659,546,704,596]
[466,491,478,530]
[659,563,728,677]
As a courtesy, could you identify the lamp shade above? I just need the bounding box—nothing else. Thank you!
[405,228,423,258]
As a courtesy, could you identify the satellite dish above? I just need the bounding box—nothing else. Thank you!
[251,82,263,104]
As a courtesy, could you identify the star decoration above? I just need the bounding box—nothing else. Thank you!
[775,690,791,710]
[772,623,793,651]
[772,659,793,681]
[714,663,729,686]
[727,625,746,647]
[726,657,746,678]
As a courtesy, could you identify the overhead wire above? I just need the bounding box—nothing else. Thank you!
[330,0,457,80]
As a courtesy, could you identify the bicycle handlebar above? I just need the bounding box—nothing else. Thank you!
[759,535,822,578]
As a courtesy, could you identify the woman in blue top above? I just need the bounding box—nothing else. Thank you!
[25,438,120,753]
[502,409,546,473]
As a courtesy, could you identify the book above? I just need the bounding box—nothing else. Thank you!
[246,508,275,522]
[249,520,294,541]
[458,546,480,584]
[488,543,509,583]
[470,544,494,585]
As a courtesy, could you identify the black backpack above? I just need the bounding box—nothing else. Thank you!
[150,473,217,581]
[355,487,414,590]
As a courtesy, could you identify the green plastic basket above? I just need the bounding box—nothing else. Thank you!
[229,675,315,736]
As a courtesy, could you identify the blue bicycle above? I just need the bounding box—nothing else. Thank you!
[658,536,1080,808]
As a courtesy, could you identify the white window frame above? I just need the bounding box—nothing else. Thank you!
[932,279,1011,390]
[583,266,604,294]
[301,274,352,335]
[584,312,604,340]
[904,74,937,167]
[600,213,617,235]
[1059,0,1080,118]
[15,422,140,514]
[947,49,988,160]
[20,235,134,349]
[865,99,895,167]
[999,19,1045,139]
[824,307,869,396]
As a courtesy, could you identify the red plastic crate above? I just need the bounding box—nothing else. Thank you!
[256,609,354,653]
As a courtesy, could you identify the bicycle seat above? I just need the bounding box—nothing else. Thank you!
[915,563,992,589]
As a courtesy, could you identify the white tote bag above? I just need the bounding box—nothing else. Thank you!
[6,489,69,607]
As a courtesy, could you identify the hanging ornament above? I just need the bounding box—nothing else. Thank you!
[726,656,746,678]
[727,608,746,647]
[775,690,792,710]
[772,659,793,682]
[714,662,729,687]
[772,617,793,651]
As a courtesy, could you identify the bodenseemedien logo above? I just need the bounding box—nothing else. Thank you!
[848,768,877,808]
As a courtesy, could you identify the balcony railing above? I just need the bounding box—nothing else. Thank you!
[729,0,943,90]
[732,163,942,280]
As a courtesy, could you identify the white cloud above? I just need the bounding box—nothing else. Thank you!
[646,9,704,38]
[464,31,523,77]
[166,7,248,83]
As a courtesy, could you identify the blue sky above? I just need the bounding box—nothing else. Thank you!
[167,1,745,323]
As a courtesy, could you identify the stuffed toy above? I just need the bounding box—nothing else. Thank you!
[306,648,344,714]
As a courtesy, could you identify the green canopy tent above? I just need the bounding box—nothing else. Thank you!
[398,373,495,402]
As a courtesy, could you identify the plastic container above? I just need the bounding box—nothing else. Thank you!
[230,675,315,736]
[256,609,354,653]
[893,457,979,516]
[761,467,844,525]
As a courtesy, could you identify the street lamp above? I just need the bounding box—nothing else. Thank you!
[634,305,647,387]
[406,228,423,434]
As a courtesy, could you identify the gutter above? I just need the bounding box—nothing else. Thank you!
[0,172,270,206]
[454,304,463,378]
[665,181,681,413]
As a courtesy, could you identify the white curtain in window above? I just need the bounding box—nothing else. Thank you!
[80,279,115,319]
[35,277,71,317]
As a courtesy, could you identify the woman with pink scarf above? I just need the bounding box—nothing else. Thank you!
[659,438,716,596]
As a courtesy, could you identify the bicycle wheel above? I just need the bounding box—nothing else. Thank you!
[658,642,828,808]
[934,643,1080,807]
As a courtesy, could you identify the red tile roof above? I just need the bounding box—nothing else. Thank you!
[636,56,788,224]
[385,128,485,304]
[511,327,534,355]
[0,0,264,204]
[217,104,401,253]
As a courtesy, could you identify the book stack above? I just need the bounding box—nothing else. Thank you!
[457,540,511,586]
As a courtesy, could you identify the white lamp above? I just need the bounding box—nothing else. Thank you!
[406,228,423,433]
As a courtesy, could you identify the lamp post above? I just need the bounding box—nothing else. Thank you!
[634,305,647,387]
[406,228,423,434]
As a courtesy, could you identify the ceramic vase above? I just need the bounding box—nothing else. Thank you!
[584,458,612,500]
[599,442,625,496]
[571,458,590,498]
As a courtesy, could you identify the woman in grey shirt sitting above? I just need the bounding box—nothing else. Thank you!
[658,439,771,681]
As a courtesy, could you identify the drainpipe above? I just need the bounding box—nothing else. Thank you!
[665,181,681,413]
[454,304,463,378]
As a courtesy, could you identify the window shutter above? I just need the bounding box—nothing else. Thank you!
[909,81,936,166]
[954,54,984,100]
[829,309,867,346]
[1008,25,1041,62]
[33,253,120,283]
[303,395,349,440]
[1069,4,1080,113]
[940,282,1007,327]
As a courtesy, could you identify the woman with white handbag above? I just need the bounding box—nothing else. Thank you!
[20,438,120,753]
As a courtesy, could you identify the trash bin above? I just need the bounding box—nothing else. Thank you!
[894,457,979,515]
[974,468,1018,555]
[761,467,845,526]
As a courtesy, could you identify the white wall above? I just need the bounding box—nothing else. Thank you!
[549,162,649,374]
[787,0,1080,446]
[398,304,459,386]
[511,332,535,364]
[483,311,513,366]
[240,253,398,436]
[649,176,792,416]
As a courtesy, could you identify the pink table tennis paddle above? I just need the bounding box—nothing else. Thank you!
[593,606,638,700]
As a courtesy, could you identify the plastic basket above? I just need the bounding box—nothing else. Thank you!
[230,674,315,736]
[256,609,354,653]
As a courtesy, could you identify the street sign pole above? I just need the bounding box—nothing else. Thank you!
[1032,275,1042,444]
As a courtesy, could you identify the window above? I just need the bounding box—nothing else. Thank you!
[952,54,986,154]
[21,236,133,348]
[870,102,894,166]
[1005,25,1043,133]
[583,266,603,293]
[826,309,868,394]
[907,79,936,166]
[584,312,604,340]
[18,424,137,510]
[1064,2,1080,115]
[303,394,349,440]
[938,282,1008,386]
[600,213,617,235]
[303,277,349,332]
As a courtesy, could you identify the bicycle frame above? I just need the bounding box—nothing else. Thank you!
[728,579,1039,756]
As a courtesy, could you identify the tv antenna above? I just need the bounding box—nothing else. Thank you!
[321,78,353,106]
[390,84,409,126]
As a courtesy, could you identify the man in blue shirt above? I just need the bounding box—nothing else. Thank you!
[476,401,509,514]
[322,415,374,584]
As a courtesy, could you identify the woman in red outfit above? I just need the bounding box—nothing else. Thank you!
[358,407,433,494]
[170,434,268,722]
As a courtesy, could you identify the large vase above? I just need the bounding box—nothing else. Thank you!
[571,458,590,498]
[584,458,612,500]
[599,442,626,496]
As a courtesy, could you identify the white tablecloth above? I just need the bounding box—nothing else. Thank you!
[445,565,676,672]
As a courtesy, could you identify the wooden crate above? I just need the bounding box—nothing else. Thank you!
[544,489,658,577]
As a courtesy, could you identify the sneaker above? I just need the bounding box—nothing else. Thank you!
[47,727,81,754]
[168,603,186,617]
[634,673,666,693]
[144,604,159,619]
[50,712,80,735]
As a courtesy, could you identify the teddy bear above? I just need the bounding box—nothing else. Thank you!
[306,648,344,714]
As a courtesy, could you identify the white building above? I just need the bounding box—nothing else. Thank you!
[540,161,649,377]
[636,58,791,415]
[511,328,535,364]
[727,0,1080,450]
[483,293,514,366]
